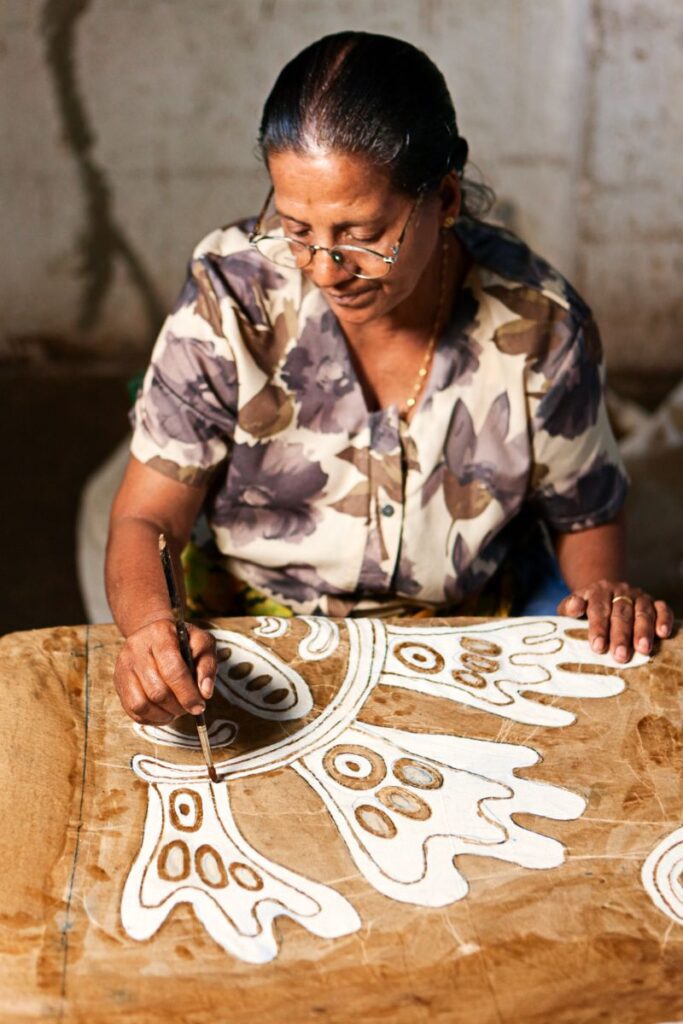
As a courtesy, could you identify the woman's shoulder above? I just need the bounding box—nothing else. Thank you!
[182,217,302,317]
[455,217,591,327]
[191,217,258,262]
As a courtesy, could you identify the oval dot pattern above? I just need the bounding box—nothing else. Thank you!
[321,743,446,842]
[196,844,228,888]
[461,651,499,674]
[460,636,502,657]
[158,840,190,882]
[393,758,444,790]
[216,639,312,720]
[394,642,445,674]
[376,785,431,821]
[450,668,487,689]
[354,804,397,839]
[229,862,264,891]
[323,744,387,790]
[155,841,264,893]
[169,789,203,832]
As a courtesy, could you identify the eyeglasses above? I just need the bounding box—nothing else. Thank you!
[248,187,420,280]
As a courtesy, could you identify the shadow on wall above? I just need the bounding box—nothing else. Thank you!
[41,0,165,342]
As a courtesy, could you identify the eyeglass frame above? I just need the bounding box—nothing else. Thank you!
[248,186,423,279]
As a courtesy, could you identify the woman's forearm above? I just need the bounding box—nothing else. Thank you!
[105,516,185,637]
[105,456,207,637]
[553,512,626,592]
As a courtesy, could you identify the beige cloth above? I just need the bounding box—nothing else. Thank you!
[1,618,682,1022]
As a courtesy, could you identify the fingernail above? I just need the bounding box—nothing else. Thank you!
[615,645,628,662]
[190,701,206,715]
[592,637,605,652]
[657,625,669,637]
[637,638,651,654]
[200,676,214,699]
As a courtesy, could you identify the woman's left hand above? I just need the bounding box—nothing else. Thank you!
[557,581,674,662]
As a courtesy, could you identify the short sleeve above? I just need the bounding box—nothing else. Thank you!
[529,315,628,532]
[130,258,238,486]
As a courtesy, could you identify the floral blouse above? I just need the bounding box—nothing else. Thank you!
[131,216,628,616]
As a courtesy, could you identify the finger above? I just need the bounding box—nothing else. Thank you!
[558,593,587,618]
[609,594,636,662]
[654,600,674,639]
[117,668,175,725]
[633,595,656,655]
[189,627,218,699]
[140,662,187,718]
[587,590,613,653]
[153,643,206,716]
[197,656,217,699]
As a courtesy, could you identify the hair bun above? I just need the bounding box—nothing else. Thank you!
[450,135,469,174]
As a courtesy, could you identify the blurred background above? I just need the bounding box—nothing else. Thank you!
[1,0,681,633]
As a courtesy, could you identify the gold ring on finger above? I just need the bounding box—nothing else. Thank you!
[611,595,634,607]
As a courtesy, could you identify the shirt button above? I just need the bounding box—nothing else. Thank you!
[381,504,395,518]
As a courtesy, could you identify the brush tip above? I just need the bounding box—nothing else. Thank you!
[208,766,219,783]
[158,533,167,552]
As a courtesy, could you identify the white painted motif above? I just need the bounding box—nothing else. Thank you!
[121,770,360,963]
[383,618,645,727]
[137,618,384,783]
[134,717,238,749]
[253,616,290,639]
[294,721,584,905]
[298,616,340,661]
[642,826,683,925]
[214,630,313,720]
[123,616,644,963]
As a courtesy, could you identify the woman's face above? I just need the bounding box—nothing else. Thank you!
[267,150,449,327]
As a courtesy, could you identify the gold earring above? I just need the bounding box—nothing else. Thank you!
[443,215,456,229]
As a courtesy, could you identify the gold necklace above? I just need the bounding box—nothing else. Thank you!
[400,232,451,420]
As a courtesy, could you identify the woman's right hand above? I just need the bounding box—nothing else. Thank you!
[113,618,217,725]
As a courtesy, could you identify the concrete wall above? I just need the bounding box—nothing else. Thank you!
[1,0,681,371]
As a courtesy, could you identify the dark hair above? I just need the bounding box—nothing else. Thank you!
[258,31,494,217]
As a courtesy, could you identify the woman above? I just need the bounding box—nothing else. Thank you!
[106,31,673,726]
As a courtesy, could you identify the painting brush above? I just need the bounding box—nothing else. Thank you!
[158,533,219,783]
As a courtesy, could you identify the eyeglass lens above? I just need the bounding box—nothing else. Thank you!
[253,236,390,279]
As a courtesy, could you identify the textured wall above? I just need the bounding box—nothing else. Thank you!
[1,0,681,370]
